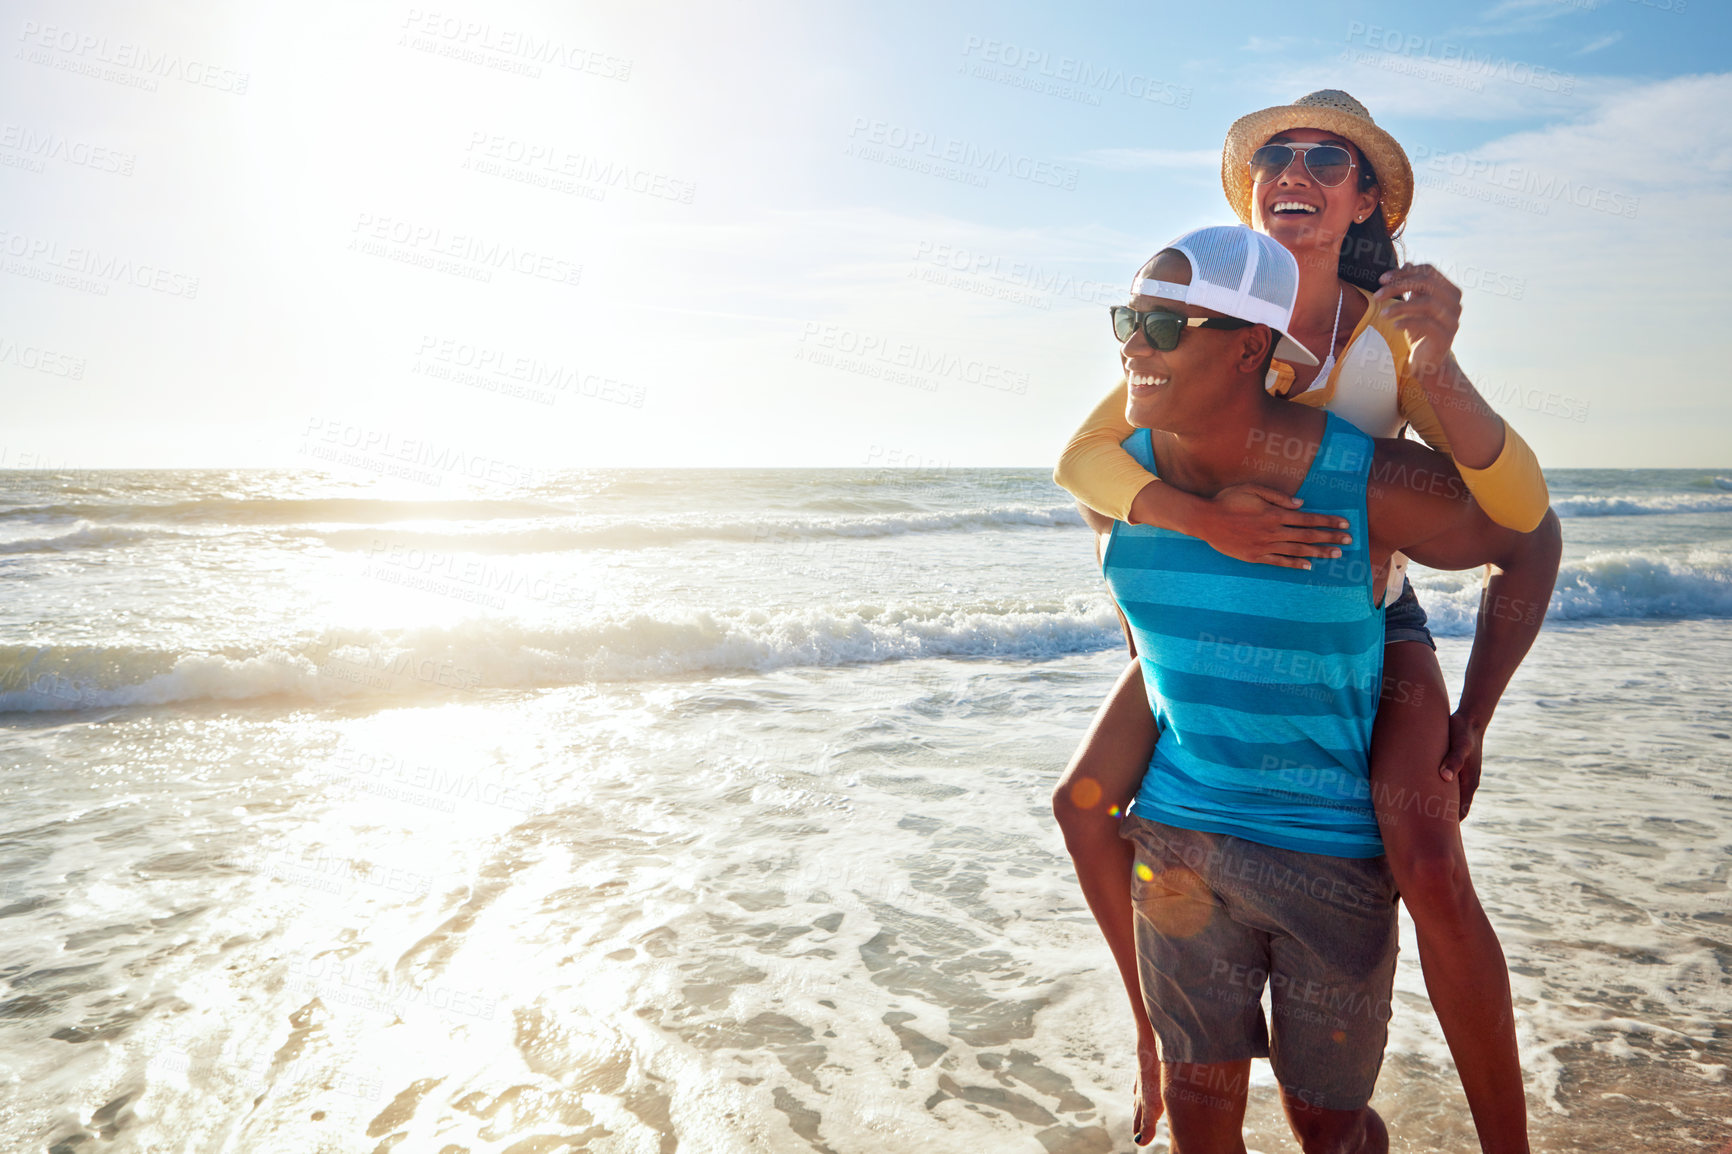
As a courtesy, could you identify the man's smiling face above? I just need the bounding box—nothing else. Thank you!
[1120,250,1268,432]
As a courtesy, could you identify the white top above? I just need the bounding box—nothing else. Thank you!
[1267,310,1410,608]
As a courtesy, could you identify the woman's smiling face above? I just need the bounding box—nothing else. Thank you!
[1248,127,1380,257]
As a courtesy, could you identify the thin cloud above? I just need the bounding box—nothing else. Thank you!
[1264,54,1600,122]
[1078,148,1221,171]
[1479,0,1575,19]
[1242,36,1305,53]
[1391,73,1732,464]
[1463,0,1587,35]
[1578,31,1623,55]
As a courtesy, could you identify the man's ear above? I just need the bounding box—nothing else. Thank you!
[1241,325,1277,375]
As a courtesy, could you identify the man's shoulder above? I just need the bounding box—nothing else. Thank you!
[1368,437,1463,491]
[1366,437,1471,549]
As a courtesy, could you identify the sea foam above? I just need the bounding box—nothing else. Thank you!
[0,598,1124,712]
[1553,493,1732,518]
[319,505,1089,554]
[6,548,1730,711]
[1416,550,1732,636]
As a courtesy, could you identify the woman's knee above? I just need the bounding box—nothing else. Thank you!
[1050,777,1078,829]
[1388,838,1481,928]
[1052,773,1115,844]
[1054,661,1153,837]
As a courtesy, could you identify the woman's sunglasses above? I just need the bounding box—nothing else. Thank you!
[1110,306,1252,350]
[1248,143,1357,188]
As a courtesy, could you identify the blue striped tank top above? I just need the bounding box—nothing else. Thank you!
[1101,413,1387,857]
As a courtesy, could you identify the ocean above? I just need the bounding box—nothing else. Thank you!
[0,466,1728,1152]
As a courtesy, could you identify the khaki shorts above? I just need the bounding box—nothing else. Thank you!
[1123,816,1400,1112]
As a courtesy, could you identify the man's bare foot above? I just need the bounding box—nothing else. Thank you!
[1132,1038,1164,1145]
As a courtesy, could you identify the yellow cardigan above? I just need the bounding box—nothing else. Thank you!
[1053,288,1550,532]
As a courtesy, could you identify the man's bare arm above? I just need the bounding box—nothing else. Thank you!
[1367,438,1549,574]
[1367,439,1564,809]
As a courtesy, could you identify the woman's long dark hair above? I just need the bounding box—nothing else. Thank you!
[1337,153,1403,292]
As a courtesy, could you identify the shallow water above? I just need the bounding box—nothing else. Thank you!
[0,468,1729,1151]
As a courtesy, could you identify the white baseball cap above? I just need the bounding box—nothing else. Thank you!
[1132,225,1320,367]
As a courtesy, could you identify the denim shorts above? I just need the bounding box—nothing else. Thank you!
[1383,579,1434,649]
[1122,817,1400,1113]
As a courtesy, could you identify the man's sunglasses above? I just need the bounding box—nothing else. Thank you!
[1248,143,1358,188]
[1110,306,1253,350]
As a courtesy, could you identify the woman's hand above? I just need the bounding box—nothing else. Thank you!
[1189,483,1352,569]
[1374,263,1463,390]
[1440,709,1487,818]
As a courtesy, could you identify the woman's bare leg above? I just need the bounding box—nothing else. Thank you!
[1053,658,1161,1143]
[1373,641,1528,1153]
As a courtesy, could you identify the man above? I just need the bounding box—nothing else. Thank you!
[1082,225,1560,1153]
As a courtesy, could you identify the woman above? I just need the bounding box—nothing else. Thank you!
[1051,91,1558,1151]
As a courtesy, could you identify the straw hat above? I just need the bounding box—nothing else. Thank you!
[1221,90,1413,236]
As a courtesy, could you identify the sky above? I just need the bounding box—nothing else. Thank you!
[2,0,1728,472]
